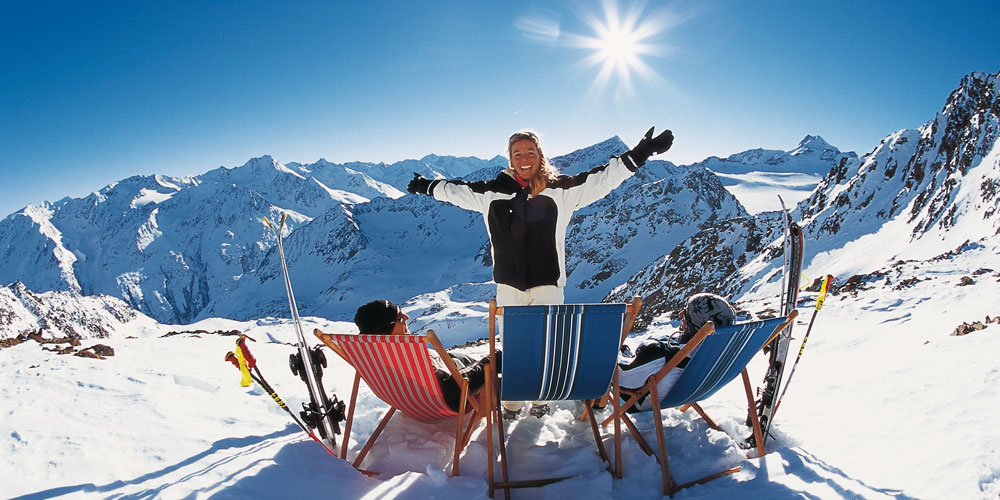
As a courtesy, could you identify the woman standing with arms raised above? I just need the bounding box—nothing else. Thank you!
[407,127,673,307]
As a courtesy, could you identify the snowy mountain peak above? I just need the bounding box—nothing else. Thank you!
[244,155,304,179]
[790,135,837,156]
[690,135,854,180]
[550,136,629,175]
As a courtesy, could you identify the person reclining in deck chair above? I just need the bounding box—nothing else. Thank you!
[354,299,493,412]
[617,293,737,412]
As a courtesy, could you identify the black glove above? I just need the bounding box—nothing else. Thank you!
[626,126,673,169]
[407,172,432,195]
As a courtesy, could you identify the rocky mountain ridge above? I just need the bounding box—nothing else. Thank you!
[0,281,158,342]
[609,70,1000,325]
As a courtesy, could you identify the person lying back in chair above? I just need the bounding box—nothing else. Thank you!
[617,293,737,412]
[354,299,492,412]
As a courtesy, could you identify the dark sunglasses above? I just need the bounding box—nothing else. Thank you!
[509,131,539,145]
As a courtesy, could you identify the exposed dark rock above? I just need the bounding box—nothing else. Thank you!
[893,277,924,290]
[952,321,988,336]
[0,336,26,348]
[162,329,242,338]
[74,349,105,360]
[29,332,81,346]
[43,345,77,355]
[89,344,115,357]
[839,273,885,293]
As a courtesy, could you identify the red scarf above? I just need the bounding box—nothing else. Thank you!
[512,173,530,189]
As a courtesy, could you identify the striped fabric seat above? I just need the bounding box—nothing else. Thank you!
[500,304,626,402]
[330,333,457,421]
[485,299,641,498]
[603,311,797,497]
[315,328,483,477]
[659,317,787,408]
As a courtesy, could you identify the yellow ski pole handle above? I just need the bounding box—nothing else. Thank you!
[815,274,833,311]
[233,349,254,387]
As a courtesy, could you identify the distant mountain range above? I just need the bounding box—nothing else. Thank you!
[2,70,998,340]
[696,135,855,176]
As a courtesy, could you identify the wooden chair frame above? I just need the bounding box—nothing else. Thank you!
[314,328,483,476]
[601,310,798,496]
[484,297,641,499]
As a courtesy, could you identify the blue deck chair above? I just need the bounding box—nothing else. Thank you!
[602,311,798,496]
[484,298,641,499]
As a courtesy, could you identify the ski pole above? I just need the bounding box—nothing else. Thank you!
[774,274,834,416]
[225,336,339,457]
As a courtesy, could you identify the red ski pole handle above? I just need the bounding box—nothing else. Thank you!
[225,351,240,369]
[236,335,257,370]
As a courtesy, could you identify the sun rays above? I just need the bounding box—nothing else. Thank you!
[571,0,671,97]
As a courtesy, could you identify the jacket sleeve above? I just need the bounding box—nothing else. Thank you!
[429,179,493,213]
[557,155,636,210]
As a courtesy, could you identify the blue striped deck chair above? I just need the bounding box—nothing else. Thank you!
[484,297,641,499]
[602,310,798,496]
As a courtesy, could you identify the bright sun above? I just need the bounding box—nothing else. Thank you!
[574,0,666,94]
[599,26,639,66]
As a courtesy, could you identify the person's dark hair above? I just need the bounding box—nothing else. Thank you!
[354,299,400,335]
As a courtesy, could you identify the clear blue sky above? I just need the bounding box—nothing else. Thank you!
[2,0,998,216]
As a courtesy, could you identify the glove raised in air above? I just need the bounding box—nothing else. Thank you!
[407,172,432,195]
[626,126,674,169]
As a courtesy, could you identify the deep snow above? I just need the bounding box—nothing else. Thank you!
[3,247,998,499]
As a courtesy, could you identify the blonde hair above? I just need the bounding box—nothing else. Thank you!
[507,130,559,196]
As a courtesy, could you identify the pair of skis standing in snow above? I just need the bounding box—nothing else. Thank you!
[226,139,832,459]
[749,197,834,449]
[225,214,346,457]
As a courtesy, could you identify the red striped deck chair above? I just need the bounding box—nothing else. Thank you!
[313,328,482,476]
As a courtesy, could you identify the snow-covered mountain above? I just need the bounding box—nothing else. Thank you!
[565,158,748,301]
[0,281,159,341]
[286,154,509,199]
[690,135,859,214]
[202,139,750,326]
[610,70,1000,326]
[698,135,852,176]
[0,137,748,326]
[4,70,997,340]
[0,155,507,324]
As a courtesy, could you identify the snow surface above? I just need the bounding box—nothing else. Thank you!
[712,171,821,214]
[3,257,998,499]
